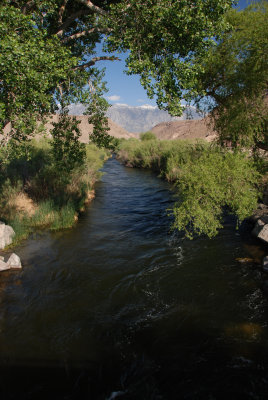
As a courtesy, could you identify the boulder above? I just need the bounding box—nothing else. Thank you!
[262,280,268,296]
[0,222,15,249]
[6,253,22,269]
[0,259,10,271]
[263,256,268,273]
[252,219,268,244]
[250,204,268,223]
[263,185,268,206]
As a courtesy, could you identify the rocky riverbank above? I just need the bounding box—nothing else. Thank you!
[249,202,268,266]
[0,221,22,271]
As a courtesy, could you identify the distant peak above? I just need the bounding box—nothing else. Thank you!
[114,103,129,107]
[137,104,157,110]
[113,103,157,110]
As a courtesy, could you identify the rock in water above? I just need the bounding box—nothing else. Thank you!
[252,220,268,244]
[236,257,255,264]
[6,253,22,269]
[0,222,15,249]
[0,259,10,271]
[263,256,268,273]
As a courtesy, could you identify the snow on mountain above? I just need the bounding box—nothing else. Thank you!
[67,103,202,134]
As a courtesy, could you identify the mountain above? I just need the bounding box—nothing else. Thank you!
[151,118,217,142]
[3,113,216,143]
[67,103,202,134]
[42,115,134,142]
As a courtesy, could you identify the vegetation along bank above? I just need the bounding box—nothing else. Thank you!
[0,1,267,249]
[116,134,267,240]
[0,136,110,246]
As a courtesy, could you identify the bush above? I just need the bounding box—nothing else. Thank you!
[139,131,157,141]
[117,138,261,238]
[172,148,260,238]
[0,138,109,244]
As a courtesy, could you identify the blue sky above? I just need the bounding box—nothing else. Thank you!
[96,0,256,107]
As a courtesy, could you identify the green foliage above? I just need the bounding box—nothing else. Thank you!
[1,0,234,154]
[106,0,233,115]
[117,138,261,238]
[86,69,112,148]
[172,149,260,238]
[8,215,32,245]
[0,5,76,142]
[51,114,86,172]
[30,201,77,230]
[117,137,207,176]
[0,139,109,243]
[194,1,268,149]
[108,137,122,151]
[140,131,157,141]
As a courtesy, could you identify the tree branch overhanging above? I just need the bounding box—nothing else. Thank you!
[62,27,111,42]
[73,56,120,70]
[56,9,91,36]
[76,0,107,16]
[58,0,68,25]
[21,0,35,14]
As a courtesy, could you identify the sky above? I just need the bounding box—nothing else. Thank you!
[95,0,256,108]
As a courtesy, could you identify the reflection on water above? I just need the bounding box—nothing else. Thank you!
[0,156,268,399]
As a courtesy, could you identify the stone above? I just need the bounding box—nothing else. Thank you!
[262,280,268,295]
[0,222,15,249]
[0,260,10,271]
[263,185,268,206]
[263,256,268,273]
[261,215,268,224]
[252,220,268,244]
[257,224,268,244]
[252,219,265,236]
[236,257,255,264]
[257,203,267,210]
[6,253,22,269]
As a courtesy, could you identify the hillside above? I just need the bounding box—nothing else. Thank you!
[151,118,217,142]
[106,104,202,133]
[3,115,216,143]
[42,115,134,142]
[67,103,202,133]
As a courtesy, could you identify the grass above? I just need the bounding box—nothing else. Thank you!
[0,138,110,245]
[117,137,209,181]
[117,137,263,238]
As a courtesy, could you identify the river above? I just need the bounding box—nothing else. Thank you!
[0,156,268,399]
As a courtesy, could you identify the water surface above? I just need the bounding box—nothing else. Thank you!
[0,156,268,399]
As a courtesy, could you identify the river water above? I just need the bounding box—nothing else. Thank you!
[0,156,268,399]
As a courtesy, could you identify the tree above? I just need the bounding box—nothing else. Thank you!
[140,131,156,141]
[172,146,261,238]
[0,0,234,152]
[193,1,268,150]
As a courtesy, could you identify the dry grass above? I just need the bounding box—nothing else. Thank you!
[11,192,37,217]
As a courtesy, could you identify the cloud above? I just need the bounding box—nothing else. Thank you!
[106,95,121,102]
[137,99,145,103]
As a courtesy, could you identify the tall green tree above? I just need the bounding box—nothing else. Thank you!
[1,0,234,152]
[193,1,268,150]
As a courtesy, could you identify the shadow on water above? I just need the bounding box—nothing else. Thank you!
[0,156,268,399]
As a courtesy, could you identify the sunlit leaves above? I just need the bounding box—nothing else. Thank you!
[172,148,260,238]
[105,0,234,116]
[194,1,268,149]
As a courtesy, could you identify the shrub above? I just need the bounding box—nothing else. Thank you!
[172,148,261,238]
[117,138,261,238]
[0,138,109,244]
[139,131,157,141]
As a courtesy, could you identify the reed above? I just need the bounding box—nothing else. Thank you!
[0,139,110,244]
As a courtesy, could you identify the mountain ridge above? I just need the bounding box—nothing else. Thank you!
[67,103,202,133]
